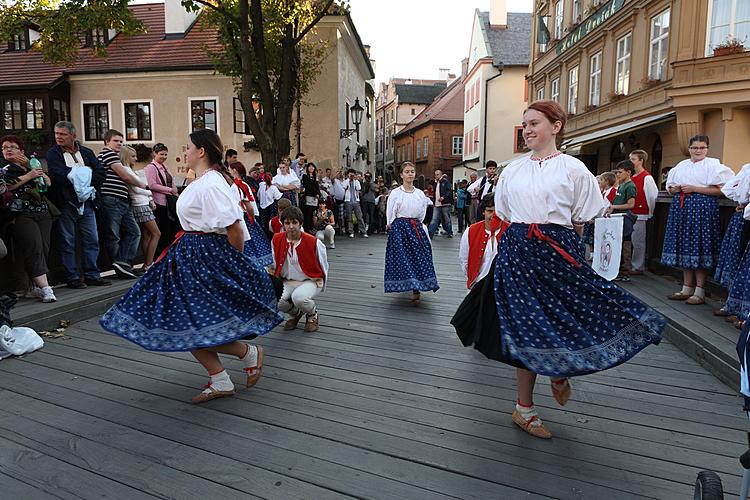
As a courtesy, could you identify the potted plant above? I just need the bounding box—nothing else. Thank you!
[243,137,260,152]
[713,35,746,56]
[607,91,627,103]
[639,77,662,89]
[584,104,598,113]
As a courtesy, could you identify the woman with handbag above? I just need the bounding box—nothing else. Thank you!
[145,143,179,256]
[100,129,283,403]
[1,135,56,303]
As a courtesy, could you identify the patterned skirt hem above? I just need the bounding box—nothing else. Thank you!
[100,305,282,352]
[384,278,440,293]
[661,253,717,269]
[506,309,664,377]
[725,297,750,321]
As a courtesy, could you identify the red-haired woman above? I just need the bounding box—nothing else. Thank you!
[466,100,665,439]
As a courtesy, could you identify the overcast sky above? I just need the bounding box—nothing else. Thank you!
[348,0,533,86]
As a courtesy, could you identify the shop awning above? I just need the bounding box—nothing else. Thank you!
[562,111,675,155]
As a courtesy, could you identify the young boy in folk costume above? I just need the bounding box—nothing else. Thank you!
[459,193,509,290]
[272,206,329,333]
[269,198,292,234]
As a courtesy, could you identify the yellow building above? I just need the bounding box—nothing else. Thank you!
[529,0,750,184]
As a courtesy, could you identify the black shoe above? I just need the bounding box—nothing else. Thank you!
[447,234,453,238]
[132,268,145,277]
[112,261,137,279]
[84,277,112,286]
[67,280,87,289]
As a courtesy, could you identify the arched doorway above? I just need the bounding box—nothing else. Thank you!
[651,136,663,178]
[610,140,627,169]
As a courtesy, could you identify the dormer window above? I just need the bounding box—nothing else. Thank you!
[86,29,110,48]
[8,32,29,51]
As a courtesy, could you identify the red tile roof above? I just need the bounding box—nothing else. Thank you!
[394,77,465,138]
[0,3,219,89]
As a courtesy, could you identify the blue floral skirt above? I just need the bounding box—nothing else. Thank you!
[492,223,664,377]
[727,248,750,321]
[661,193,721,269]
[281,191,298,207]
[100,232,283,351]
[243,214,273,267]
[384,218,439,293]
[715,211,745,287]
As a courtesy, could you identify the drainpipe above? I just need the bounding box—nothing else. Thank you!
[482,66,504,168]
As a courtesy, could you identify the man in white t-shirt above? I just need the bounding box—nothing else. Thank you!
[467,160,498,222]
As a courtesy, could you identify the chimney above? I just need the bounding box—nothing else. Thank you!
[438,68,450,80]
[164,0,199,38]
[490,0,507,27]
[461,57,469,77]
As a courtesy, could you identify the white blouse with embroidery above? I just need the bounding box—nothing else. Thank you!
[666,157,734,189]
[177,170,250,240]
[386,186,433,225]
[494,153,604,228]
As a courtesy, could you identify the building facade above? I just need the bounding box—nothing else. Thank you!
[529,0,750,184]
[393,78,465,187]
[0,1,374,180]
[460,4,531,182]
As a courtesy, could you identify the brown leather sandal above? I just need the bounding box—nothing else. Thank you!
[551,378,572,406]
[191,384,236,404]
[686,296,706,305]
[243,345,264,388]
[512,410,552,439]
[284,312,304,330]
[668,292,692,301]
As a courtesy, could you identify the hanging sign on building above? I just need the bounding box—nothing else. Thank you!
[556,0,626,56]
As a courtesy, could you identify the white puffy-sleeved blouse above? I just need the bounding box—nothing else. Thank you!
[494,153,605,228]
[666,157,734,189]
[721,163,750,204]
[177,170,250,241]
[386,186,433,225]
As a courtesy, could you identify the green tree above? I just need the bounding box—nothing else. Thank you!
[0,0,348,167]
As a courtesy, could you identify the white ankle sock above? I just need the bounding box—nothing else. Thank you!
[680,285,695,296]
[208,370,234,392]
[693,287,705,299]
[515,402,538,421]
[240,345,258,368]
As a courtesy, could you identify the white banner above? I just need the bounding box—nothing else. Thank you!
[592,216,624,281]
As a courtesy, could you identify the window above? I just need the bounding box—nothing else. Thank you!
[52,99,70,124]
[615,33,632,95]
[473,126,479,153]
[416,139,422,159]
[470,84,475,108]
[589,52,601,107]
[233,97,251,135]
[24,98,44,129]
[2,99,22,130]
[467,130,473,155]
[536,87,545,101]
[397,145,401,163]
[86,29,109,47]
[411,108,416,115]
[464,132,469,155]
[649,10,670,80]
[190,99,217,132]
[551,78,560,102]
[572,0,582,23]
[514,126,530,153]
[124,101,152,141]
[83,103,110,141]
[423,137,428,158]
[474,80,480,104]
[554,1,563,39]
[567,67,578,114]
[465,91,470,112]
[452,136,463,156]
[9,32,28,51]
[708,0,750,51]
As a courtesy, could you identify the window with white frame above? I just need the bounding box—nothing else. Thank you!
[589,52,601,107]
[615,33,632,95]
[190,99,217,132]
[648,10,670,80]
[536,87,545,101]
[416,139,422,159]
[24,98,44,130]
[567,67,578,114]
[124,101,152,141]
[573,0,582,22]
[551,77,560,102]
[708,0,750,51]
[554,1,563,39]
[82,102,109,141]
[452,136,463,156]
[423,137,428,158]
[233,97,250,135]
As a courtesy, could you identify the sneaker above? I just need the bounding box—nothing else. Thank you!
[67,280,87,289]
[348,233,354,238]
[25,286,43,299]
[329,244,336,249]
[362,233,369,238]
[40,286,57,303]
[84,277,112,287]
[112,261,137,279]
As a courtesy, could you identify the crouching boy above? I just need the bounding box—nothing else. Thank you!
[272,207,329,332]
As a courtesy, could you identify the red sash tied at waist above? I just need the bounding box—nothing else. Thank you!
[679,192,692,208]
[408,218,422,241]
[155,230,206,264]
[525,223,581,268]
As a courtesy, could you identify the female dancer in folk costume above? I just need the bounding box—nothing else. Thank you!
[723,169,750,328]
[662,134,734,305]
[384,161,439,302]
[229,161,273,268]
[472,100,664,439]
[100,129,283,403]
[258,171,283,238]
[714,163,750,318]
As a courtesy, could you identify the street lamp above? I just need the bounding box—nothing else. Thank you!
[339,97,365,140]
[343,145,351,168]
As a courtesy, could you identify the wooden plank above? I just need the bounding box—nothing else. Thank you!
[0,472,64,500]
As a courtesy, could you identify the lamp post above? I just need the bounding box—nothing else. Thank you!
[339,97,365,141]
[343,145,351,168]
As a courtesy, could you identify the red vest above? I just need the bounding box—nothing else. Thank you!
[272,232,325,280]
[605,187,617,203]
[631,170,651,216]
[270,216,283,234]
[466,216,508,289]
